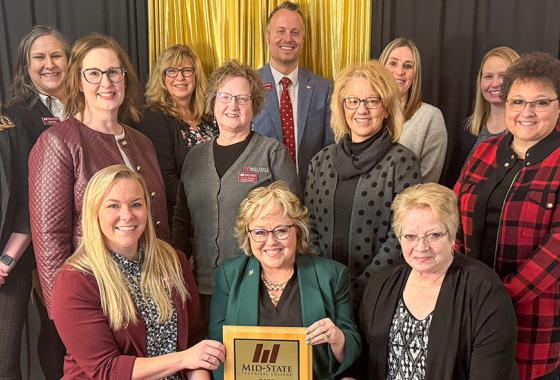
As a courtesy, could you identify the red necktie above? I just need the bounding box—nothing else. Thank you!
[280,76,296,162]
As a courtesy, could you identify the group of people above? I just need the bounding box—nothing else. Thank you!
[0,1,558,379]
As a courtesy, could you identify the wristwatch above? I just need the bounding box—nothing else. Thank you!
[0,254,16,269]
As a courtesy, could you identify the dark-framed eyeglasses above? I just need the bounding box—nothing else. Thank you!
[343,96,382,110]
[216,92,252,106]
[399,231,448,245]
[506,98,559,111]
[164,66,195,78]
[248,225,295,242]
[82,67,126,85]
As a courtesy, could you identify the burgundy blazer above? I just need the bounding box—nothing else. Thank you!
[29,117,170,315]
[51,250,203,380]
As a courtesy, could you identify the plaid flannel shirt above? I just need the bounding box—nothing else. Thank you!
[454,126,560,380]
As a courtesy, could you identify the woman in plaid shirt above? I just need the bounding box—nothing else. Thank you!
[455,52,560,380]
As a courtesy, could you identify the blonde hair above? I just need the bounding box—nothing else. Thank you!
[234,181,310,256]
[64,33,142,124]
[145,44,208,122]
[379,38,422,121]
[466,46,520,136]
[391,183,459,241]
[65,165,188,330]
[204,60,265,117]
[331,60,404,143]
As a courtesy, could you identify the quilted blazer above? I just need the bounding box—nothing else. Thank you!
[29,117,170,315]
[454,125,560,379]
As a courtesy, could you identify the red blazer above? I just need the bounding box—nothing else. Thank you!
[454,125,560,379]
[51,250,203,380]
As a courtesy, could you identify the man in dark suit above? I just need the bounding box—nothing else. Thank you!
[253,1,334,187]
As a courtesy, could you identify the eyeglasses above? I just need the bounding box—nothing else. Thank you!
[343,97,383,110]
[248,225,295,242]
[164,67,195,78]
[82,67,126,84]
[506,98,559,111]
[216,92,252,105]
[399,232,448,245]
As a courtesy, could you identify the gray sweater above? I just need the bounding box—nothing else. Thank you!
[173,133,300,294]
[304,142,422,302]
[399,102,447,183]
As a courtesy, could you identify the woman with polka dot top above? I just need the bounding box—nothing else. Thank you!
[304,61,422,304]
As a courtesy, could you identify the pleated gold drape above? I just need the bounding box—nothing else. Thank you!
[147,0,371,80]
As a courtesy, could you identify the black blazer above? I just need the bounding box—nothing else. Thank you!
[8,98,57,145]
[360,253,519,380]
[0,111,31,249]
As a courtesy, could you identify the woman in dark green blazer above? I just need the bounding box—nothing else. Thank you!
[209,181,361,380]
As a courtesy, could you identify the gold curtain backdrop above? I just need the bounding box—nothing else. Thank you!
[147,0,371,80]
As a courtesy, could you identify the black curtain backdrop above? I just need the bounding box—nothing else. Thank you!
[371,0,560,187]
[0,0,148,105]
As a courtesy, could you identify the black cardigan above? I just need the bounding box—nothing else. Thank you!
[359,253,519,380]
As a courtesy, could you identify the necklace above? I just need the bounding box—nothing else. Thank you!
[261,270,293,303]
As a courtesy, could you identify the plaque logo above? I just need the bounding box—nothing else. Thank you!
[251,343,280,363]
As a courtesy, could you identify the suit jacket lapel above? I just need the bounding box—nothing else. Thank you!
[123,315,148,356]
[262,64,283,141]
[234,256,260,325]
[297,255,326,326]
[297,69,313,150]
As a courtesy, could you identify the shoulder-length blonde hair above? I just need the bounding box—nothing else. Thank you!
[64,33,142,124]
[331,60,404,143]
[65,165,188,330]
[145,44,208,122]
[379,38,422,121]
[234,181,310,256]
[466,46,519,136]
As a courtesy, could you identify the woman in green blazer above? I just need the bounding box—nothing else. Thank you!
[209,181,361,380]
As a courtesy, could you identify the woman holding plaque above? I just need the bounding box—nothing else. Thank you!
[51,165,224,380]
[209,181,361,380]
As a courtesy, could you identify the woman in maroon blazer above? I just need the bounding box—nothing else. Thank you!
[51,165,224,380]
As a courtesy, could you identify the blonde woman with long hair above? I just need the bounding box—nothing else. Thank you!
[136,44,217,224]
[51,165,224,380]
[465,46,519,155]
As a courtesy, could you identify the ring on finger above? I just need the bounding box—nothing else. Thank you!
[323,332,328,342]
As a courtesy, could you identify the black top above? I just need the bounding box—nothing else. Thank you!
[258,271,303,327]
[333,132,384,266]
[213,131,253,178]
[480,158,523,268]
[136,108,217,225]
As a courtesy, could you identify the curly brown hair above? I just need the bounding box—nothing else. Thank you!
[501,52,560,101]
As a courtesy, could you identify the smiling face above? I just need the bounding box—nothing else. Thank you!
[384,45,415,101]
[164,59,195,104]
[506,79,560,154]
[266,9,305,74]
[28,35,68,99]
[480,55,508,105]
[399,206,454,275]
[98,178,147,259]
[248,202,297,275]
[80,48,125,119]
[343,77,388,142]
[214,76,253,133]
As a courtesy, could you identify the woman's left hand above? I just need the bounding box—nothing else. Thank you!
[306,318,344,347]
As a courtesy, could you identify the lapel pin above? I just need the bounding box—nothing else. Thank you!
[306,84,311,89]
[249,269,254,276]
[264,82,273,91]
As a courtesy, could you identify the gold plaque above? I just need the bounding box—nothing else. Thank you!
[223,325,313,380]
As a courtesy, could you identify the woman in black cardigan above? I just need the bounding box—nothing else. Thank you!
[360,183,518,380]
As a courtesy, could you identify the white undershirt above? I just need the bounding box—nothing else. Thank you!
[38,93,65,120]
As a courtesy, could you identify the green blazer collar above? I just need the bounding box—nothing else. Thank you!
[238,255,327,327]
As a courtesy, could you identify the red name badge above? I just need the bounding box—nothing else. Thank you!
[263,82,273,91]
[41,117,61,126]
[238,172,258,183]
